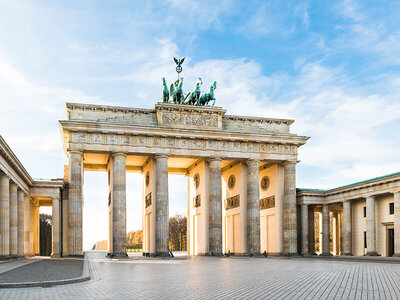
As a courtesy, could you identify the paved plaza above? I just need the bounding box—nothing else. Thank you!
[0,251,400,299]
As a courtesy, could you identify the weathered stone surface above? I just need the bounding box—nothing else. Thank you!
[108,153,127,257]
[247,160,260,255]
[51,197,61,257]
[394,191,400,256]
[155,155,169,256]
[68,151,83,256]
[366,196,378,256]
[321,204,331,256]
[301,204,309,255]
[283,162,297,255]
[209,158,222,255]
[17,189,24,256]
[343,200,352,255]
[9,183,18,256]
[0,174,10,256]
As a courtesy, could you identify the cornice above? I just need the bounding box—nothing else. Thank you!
[0,135,33,186]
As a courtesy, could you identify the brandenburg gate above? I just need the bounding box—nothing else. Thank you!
[59,101,309,257]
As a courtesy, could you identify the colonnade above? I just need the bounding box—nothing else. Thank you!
[67,151,298,257]
[301,191,400,256]
[0,172,62,258]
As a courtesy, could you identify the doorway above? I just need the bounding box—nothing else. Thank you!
[388,228,394,257]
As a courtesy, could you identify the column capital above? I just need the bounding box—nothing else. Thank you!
[283,160,298,166]
[343,199,352,204]
[301,203,308,208]
[9,182,17,188]
[111,152,127,158]
[68,150,83,158]
[392,190,400,195]
[246,159,260,164]
[154,154,169,160]
[365,194,376,200]
[208,157,222,162]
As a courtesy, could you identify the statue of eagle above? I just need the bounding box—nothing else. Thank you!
[173,57,185,66]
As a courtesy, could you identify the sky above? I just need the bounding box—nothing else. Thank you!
[1,0,399,249]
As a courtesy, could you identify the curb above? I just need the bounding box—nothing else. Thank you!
[0,253,90,288]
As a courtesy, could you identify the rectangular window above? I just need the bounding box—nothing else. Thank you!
[390,202,394,215]
[364,231,367,249]
[363,206,366,218]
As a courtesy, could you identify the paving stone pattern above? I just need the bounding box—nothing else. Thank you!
[1,251,400,299]
[0,259,83,283]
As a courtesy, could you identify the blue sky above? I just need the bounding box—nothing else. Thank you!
[0,0,399,249]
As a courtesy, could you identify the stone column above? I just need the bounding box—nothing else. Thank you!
[301,204,309,255]
[0,174,10,257]
[209,158,222,256]
[247,159,260,256]
[17,189,24,256]
[366,195,378,256]
[155,155,169,256]
[308,206,316,255]
[108,153,127,257]
[62,188,69,257]
[342,200,352,255]
[394,191,400,256]
[23,194,30,256]
[321,204,331,256]
[283,161,297,255]
[68,151,84,256]
[51,196,61,257]
[9,183,18,257]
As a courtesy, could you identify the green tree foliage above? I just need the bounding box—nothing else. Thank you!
[40,213,52,256]
[169,214,187,251]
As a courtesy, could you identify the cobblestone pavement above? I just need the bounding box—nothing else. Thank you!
[0,258,83,283]
[1,250,400,299]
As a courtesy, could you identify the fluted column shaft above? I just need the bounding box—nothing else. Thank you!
[51,197,61,257]
[247,160,260,255]
[209,158,222,255]
[68,151,83,256]
[17,189,24,256]
[342,200,352,255]
[9,183,18,256]
[366,196,378,256]
[308,206,315,254]
[155,155,169,256]
[23,194,30,256]
[321,204,331,256]
[301,204,309,255]
[0,174,10,256]
[394,191,400,256]
[109,153,127,257]
[283,162,297,255]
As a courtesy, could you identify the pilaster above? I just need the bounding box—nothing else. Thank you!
[342,200,352,255]
[392,191,400,256]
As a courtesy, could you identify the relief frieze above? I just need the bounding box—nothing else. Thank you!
[225,194,240,210]
[160,112,218,128]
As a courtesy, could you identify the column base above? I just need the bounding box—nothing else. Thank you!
[392,253,400,257]
[283,252,301,257]
[320,252,333,256]
[365,251,380,256]
[51,254,61,258]
[66,254,84,258]
[301,253,311,257]
[342,253,353,256]
[106,252,128,258]
[0,255,11,260]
